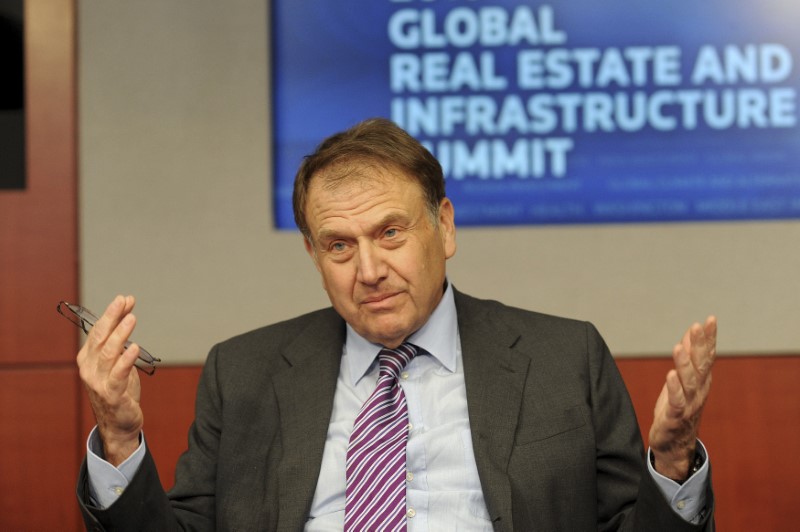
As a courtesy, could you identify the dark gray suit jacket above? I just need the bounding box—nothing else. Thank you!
[78,289,714,531]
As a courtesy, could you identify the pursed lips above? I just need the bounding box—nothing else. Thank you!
[360,291,402,308]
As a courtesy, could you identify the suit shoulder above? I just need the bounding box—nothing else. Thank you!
[210,307,343,360]
[454,289,592,333]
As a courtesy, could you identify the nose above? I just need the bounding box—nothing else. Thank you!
[356,240,388,285]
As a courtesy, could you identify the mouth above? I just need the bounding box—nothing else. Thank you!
[361,292,401,308]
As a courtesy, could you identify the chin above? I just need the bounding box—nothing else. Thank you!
[365,323,412,347]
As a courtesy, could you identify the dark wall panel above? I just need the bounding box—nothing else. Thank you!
[0,369,81,530]
[0,1,80,530]
[0,0,77,365]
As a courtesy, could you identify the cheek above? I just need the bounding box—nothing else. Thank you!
[319,264,355,298]
[389,251,423,281]
[417,243,441,274]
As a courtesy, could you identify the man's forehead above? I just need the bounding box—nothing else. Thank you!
[305,168,428,238]
[311,160,414,191]
[307,175,421,220]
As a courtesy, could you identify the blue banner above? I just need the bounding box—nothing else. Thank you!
[272,0,800,228]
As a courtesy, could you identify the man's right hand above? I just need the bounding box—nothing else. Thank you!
[77,295,144,466]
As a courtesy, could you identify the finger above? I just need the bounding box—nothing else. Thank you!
[109,342,141,383]
[90,314,136,378]
[672,340,697,397]
[80,296,127,372]
[665,369,687,417]
[699,315,717,373]
[120,295,136,318]
[688,322,708,372]
[689,317,718,381]
[97,312,138,373]
[87,295,134,347]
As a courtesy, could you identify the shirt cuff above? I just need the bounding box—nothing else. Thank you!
[85,426,146,509]
[647,439,710,524]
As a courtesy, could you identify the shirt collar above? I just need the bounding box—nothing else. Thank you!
[345,281,459,386]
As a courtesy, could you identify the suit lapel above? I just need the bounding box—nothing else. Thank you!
[455,290,530,529]
[270,310,345,530]
[266,294,530,528]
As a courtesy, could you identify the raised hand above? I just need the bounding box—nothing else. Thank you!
[648,316,717,481]
[76,295,144,466]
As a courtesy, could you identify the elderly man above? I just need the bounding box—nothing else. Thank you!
[78,118,716,530]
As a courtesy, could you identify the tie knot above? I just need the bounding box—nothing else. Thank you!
[378,343,418,379]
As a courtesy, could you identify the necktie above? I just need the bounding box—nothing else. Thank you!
[345,343,419,532]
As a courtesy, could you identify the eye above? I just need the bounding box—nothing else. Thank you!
[323,239,354,262]
[384,228,397,238]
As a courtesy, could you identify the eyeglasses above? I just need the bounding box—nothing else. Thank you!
[56,301,161,376]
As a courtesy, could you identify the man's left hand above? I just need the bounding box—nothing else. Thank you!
[648,316,717,482]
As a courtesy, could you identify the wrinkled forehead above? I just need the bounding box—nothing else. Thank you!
[311,158,417,193]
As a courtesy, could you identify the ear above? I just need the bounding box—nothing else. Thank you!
[303,236,322,272]
[438,198,457,259]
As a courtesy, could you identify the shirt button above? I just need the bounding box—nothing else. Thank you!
[401,371,409,380]
[676,500,686,510]
[113,487,124,495]
[407,508,416,518]
[407,423,413,431]
[406,471,414,482]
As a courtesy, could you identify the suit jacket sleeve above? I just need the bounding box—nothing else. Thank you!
[583,322,714,531]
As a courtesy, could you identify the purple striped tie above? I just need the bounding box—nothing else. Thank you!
[345,343,418,532]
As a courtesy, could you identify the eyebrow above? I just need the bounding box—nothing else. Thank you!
[314,212,413,245]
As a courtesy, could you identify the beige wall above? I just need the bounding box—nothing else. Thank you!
[79,0,800,363]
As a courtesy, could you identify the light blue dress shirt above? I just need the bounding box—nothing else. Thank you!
[305,283,491,531]
[87,282,709,526]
